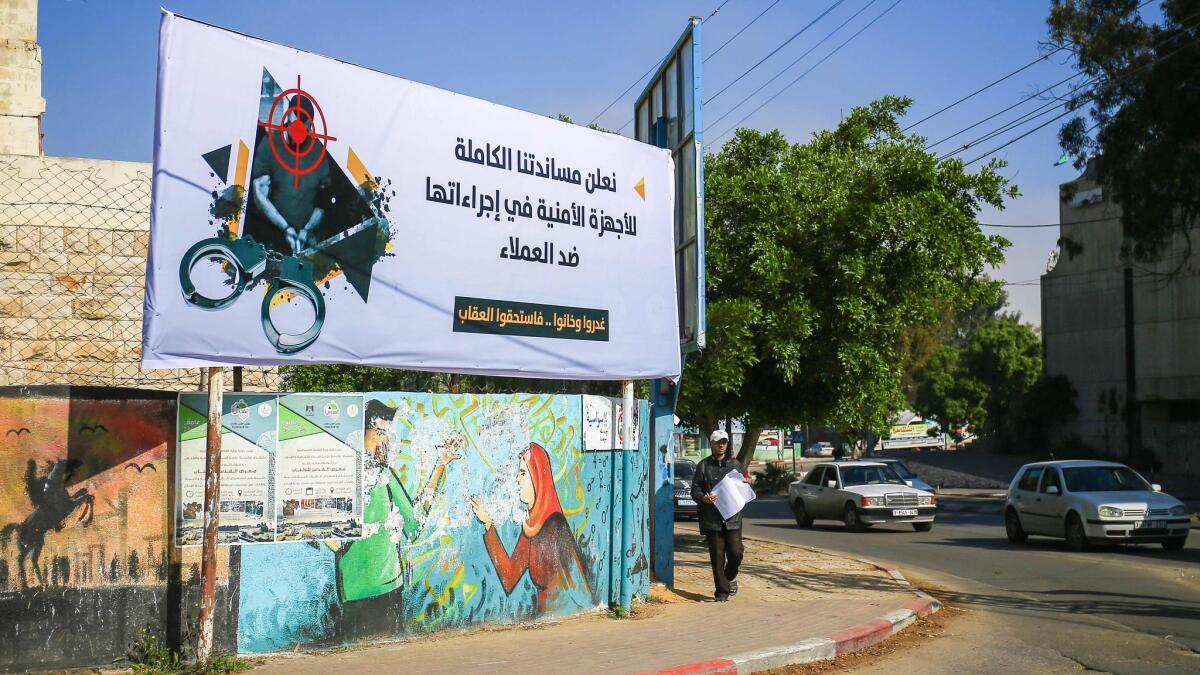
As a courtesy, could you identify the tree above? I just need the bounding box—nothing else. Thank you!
[899,287,1007,402]
[915,316,1049,440]
[1047,0,1200,264]
[678,96,1014,464]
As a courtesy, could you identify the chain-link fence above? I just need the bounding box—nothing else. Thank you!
[0,153,278,390]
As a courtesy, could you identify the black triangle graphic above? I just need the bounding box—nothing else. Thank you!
[202,145,232,183]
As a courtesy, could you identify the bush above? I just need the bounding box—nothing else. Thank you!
[753,463,796,495]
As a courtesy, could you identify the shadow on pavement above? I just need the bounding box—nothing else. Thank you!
[918,536,1200,562]
[673,533,906,597]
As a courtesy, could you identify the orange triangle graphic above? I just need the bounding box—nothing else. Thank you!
[634,177,646,200]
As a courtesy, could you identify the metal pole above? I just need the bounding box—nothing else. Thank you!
[619,379,634,612]
[792,431,797,475]
[196,366,223,665]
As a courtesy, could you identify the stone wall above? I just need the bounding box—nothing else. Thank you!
[0,0,42,156]
[0,153,278,390]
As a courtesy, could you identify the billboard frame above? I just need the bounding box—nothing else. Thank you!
[634,17,705,353]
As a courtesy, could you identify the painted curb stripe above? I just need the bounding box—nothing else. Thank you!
[829,617,895,655]
[643,658,738,675]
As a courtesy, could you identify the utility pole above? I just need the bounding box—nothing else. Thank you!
[619,379,634,613]
[196,367,223,665]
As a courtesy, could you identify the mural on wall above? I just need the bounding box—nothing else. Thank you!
[238,392,642,653]
[0,389,233,671]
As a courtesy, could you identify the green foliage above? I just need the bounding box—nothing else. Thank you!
[124,629,251,675]
[279,365,626,397]
[678,96,1013,458]
[915,314,1078,447]
[1048,0,1200,263]
[752,463,796,495]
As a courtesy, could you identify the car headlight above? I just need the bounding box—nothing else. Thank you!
[1169,505,1187,517]
[918,495,934,506]
[861,496,884,507]
[1098,506,1123,518]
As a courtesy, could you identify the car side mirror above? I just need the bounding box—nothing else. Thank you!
[1151,483,1162,492]
[826,480,837,488]
[1046,485,1060,495]
[904,480,913,487]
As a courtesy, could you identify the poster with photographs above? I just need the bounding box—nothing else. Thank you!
[176,393,278,546]
[275,393,365,541]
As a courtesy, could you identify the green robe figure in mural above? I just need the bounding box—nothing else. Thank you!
[338,400,460,602]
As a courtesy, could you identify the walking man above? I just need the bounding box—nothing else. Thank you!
[691,429,754,601]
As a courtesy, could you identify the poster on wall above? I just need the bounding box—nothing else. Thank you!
[176,393,277,546]
[581,395,641,451]
[142,13,680,381]
[275,393,364,541]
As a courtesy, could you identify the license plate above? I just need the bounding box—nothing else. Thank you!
[892,509,918,517]
[678,499,696,506]
[1133,520,1166,529]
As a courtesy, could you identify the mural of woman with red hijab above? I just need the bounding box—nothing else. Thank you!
[469,442,590,616]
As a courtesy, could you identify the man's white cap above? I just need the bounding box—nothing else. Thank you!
[710,429,729,443]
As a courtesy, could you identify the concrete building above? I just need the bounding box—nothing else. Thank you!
[0,0,276,390]
[1042,163,1200,471]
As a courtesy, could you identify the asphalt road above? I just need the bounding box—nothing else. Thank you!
[737,495,1200,674]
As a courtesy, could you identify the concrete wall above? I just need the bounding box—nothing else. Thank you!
[0,386,239,671]
[1042,167,1200,467]
[0,387,651,670]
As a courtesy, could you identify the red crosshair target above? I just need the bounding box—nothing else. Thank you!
[257,75,337,188]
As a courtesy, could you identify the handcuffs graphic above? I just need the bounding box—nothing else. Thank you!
[179,235,326,354]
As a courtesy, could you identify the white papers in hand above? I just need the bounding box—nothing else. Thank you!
[713,470,757,520]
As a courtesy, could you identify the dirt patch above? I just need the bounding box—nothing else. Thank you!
[760,591,967,674]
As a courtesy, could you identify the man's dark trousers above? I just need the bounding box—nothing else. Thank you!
[704,526,743,597]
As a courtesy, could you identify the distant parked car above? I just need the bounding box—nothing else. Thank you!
[788,461,936,532]
[872,457,936,493]
[673,459,698,520]
[805,442,835,457]
[1004,460,1190,552]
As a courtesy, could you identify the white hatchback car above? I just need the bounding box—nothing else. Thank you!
[1004,460,1190,552]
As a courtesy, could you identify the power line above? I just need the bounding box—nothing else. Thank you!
[705,0,880,134]
[705,0,782,63]
[938,95,1072,161]
[711,0,904,144]
[958,28,1200,167]
[703,0,847,106]
[586,0,735,127]
[901,47,1066,132]
[924,71,1084,151]
[980,216,1120,228]
[904,0,1159,133]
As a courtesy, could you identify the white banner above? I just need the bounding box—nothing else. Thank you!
[143,13,680,380]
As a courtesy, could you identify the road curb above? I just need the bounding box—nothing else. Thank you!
[642,552,942,674]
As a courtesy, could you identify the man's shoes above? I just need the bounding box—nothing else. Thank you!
[714,594,729,602]
[729,581,738,596]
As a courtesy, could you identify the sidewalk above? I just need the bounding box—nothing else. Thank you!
[250,525,936,674]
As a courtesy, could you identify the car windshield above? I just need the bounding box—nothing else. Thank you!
[840,465,907,486]
[884,460,916,479]
[674,463,695,480]
[1062,466,1151,493]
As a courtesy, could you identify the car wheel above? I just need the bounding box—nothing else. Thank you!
[1064,513,1090,552]
[912,521,933,532]
[792,500,813,528]
[843,503,866,533]
[1162,538,1186,552]
[1005,508,1028,544]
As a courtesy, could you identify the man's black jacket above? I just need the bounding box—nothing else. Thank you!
[690,454,746,531]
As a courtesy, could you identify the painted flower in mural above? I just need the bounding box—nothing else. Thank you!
[469,442,590,615]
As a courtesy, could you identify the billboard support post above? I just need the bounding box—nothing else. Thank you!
[619,379,635,612]
[196,366,223,665]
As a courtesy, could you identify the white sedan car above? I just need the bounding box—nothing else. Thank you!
[788,461,937,532]
[1004,460,1190,552]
